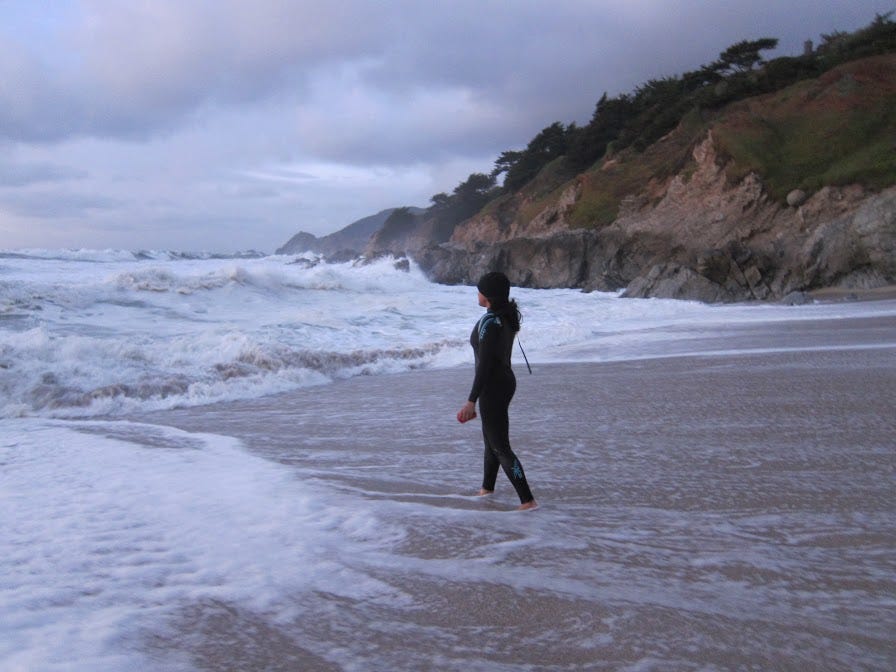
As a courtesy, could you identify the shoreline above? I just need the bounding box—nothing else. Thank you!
[4,307,890,671]
[807,283,896,302]
[131,308,896,439]
[123,312,896,670]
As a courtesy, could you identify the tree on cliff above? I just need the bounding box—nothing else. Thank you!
[523,36,788,173]
[450,172,498,220]
[566,93,634,171]
[425,172,499,239]
[428,13,895,228]
[816,12,896,64]
[711,38,779,75]
[493,122,573,191]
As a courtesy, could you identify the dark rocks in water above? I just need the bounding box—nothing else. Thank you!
[287,257,320,269]
[326,249,361,264]
[781,291,812,305]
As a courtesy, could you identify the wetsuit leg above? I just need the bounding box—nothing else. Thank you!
[481,440,501,492]
[478,379,534,504]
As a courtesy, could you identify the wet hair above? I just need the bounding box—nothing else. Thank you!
[489,296,522,333]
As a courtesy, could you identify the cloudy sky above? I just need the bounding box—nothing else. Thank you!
[1,1,891,252]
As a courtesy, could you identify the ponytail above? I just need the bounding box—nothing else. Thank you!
[490,297,521,333]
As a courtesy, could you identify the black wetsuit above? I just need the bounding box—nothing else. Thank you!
[468,311,534,504]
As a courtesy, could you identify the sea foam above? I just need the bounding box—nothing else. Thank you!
[2,250,895,419]
[0,418,403,671]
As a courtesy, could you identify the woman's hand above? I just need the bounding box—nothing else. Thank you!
[457,400,477,423]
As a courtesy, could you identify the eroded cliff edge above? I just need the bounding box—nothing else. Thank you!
[416,131,895,302]
[408,55,896,302]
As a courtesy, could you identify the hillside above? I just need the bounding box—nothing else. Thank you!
[276,208,423,258]
[413,52,896,302]
[276,16,896,302]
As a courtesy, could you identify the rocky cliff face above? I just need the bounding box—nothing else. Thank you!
[282,54,895,302]
[277,208,411,258]
[363,211,447,258]
[414,130,896,302]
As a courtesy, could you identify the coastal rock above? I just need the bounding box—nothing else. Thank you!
[416,126,896,302]
[787,189,808,207]
[800,187,896,288]
[781,291,811,305]
[416,231,597,288]
[451,183,581,247]
[622,263,732,303]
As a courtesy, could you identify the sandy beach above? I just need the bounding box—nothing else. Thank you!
[120,309,896,671]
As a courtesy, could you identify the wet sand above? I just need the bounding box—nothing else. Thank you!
[133,312,896,671]
[808,284,896,302]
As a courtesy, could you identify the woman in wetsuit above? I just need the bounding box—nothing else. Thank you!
[457,272,537,510]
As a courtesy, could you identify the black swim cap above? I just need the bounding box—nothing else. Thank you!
[477,271,510,301]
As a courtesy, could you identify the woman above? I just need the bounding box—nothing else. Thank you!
[458,271,537,510]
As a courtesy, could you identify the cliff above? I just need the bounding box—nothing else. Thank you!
[410,54,896,301]
[276,208,422,258]
[275,52,896,302]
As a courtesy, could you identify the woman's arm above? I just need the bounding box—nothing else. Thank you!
[467,315,500,403]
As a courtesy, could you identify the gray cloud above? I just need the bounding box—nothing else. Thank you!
[0,159,87,187]
[4,1,885,148]
[0,189,121,219]
[0,0,891,251]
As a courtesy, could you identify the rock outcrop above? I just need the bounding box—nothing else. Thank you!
[413,130,896,302]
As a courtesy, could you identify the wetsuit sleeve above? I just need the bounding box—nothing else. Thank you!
[468,317,500,403]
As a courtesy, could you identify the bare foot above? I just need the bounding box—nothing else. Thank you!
[517,500,538,511]
[476,488,494,497]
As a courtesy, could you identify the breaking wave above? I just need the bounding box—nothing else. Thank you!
[4,248,896,419]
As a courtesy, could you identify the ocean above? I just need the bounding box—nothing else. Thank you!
[2,249,895,671]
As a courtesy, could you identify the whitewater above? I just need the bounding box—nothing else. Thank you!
[2,249,895,671]
[3,249,893,420]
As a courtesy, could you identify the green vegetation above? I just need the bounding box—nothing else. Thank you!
[426,172,499,239]
[422,12,896,235]
[713,58,896,199]
[493,122,574,191]
[569,109,704,228]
